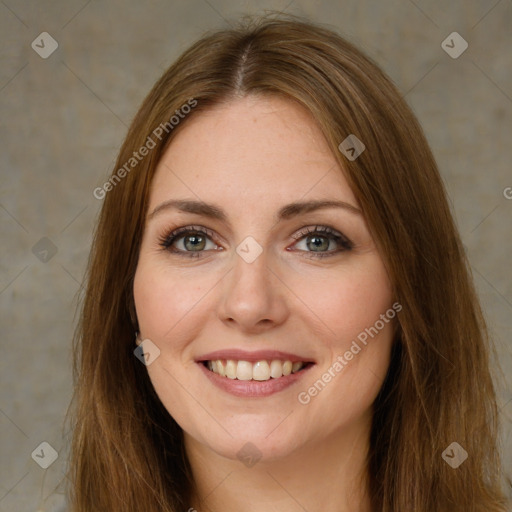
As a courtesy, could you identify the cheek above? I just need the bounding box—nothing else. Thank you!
[287,255,393,347]
[294,259,395,421]
[133,258,214,340]
[296,303,395,436]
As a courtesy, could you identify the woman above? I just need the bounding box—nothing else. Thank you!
[67,14,509,512]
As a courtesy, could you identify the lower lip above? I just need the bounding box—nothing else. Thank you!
[197,362,314,398]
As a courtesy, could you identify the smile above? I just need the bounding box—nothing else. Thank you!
[204,359,309,381]
[196,349,315,397]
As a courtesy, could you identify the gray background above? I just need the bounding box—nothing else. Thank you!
[1,0,511,510]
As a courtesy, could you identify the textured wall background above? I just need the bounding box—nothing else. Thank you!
[1,1,511,510]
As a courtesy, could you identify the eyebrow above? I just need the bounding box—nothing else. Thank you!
[148,199,362,224]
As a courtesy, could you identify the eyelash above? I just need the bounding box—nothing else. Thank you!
[158,224,353,259]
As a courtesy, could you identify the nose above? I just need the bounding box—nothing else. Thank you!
[218,244,290,334]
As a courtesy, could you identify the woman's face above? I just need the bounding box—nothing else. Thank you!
[133,95,396,462]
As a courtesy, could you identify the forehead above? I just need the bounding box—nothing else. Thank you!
[149,95,357,209]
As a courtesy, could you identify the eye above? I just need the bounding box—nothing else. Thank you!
[158,224,353,259]
[290,225,353,258]
[158,225,221,258]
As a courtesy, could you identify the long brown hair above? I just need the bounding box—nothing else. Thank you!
[66,13,509,511]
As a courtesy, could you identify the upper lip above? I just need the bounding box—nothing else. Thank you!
[196,349,315,364]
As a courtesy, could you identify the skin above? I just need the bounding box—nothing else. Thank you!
[133,95,396,512]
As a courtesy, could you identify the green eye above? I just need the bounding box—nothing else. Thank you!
[159,224,352,259]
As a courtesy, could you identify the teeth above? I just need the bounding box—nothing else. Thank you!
[216,360,226,377]
[205,359,306,381]
[225,360,237,379]
[270,360,283,378]
[236,361,253,381]
[291,362,303,373]
[253,361,270,381]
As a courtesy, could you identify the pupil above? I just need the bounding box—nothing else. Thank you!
[308,236,328,251]
[185,235,205,251]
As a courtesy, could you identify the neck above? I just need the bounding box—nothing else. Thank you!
[184,413,373,512]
